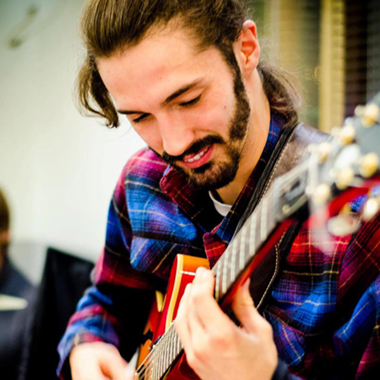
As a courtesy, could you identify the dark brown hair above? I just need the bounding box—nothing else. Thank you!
[77,0,301,128]
[0,188,10,261]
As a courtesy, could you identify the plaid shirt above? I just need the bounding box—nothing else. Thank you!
[58,119,380,379]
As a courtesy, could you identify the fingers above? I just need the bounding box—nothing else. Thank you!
[70,342,129,380]
[175,283,193,352]
[99,349,129,380]
[124,363,137,380]
[175,268,235,349]
[232,279,273,337]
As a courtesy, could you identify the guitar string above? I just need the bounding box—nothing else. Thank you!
[137,324,183,380]
[210,160,308,300]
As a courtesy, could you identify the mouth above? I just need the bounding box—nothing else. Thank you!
[181,145,213,169]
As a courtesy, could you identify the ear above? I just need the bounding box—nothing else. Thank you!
[234,20,260,76]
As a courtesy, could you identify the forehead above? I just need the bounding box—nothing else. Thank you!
[96,25,230,110]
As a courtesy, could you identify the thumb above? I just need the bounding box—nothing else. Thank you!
[98,348,129,380]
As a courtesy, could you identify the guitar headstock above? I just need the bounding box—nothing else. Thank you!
[309,93,380,218]
[278,92,380,227]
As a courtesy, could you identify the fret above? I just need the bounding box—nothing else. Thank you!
[260,198,268,242]
[161,337,166,378]
[158,339,163,380]
[222,248,229,294]
[169,326,174,367]
[248,214,257,269]
[215,261,222,301]
[230,235,238,286]
[167,328,172,366]
[266,188,275,232]
[163,334,169,375]
[239,224,247,272]
[158,343,162,380]
[151,348,156,380]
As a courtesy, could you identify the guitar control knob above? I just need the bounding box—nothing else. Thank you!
[339,125,355,145]
[336,167,355,190]
[360,153,379,178]
[362,198,380,221]
[362,103,380,127]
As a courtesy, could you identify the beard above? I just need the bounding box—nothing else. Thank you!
[161,67,251,191]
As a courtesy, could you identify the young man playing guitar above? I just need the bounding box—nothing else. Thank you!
[58,1,380,379]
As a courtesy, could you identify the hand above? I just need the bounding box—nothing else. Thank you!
[174,268,278,380]
[69,342,133,380]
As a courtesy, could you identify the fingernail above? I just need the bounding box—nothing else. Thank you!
[201,270,210,280]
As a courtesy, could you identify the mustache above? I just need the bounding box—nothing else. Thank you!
[162,135,224,164]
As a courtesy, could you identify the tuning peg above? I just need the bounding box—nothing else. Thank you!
[313,183,331,206]
[360,153,379,178]
[339,124,356,145]
[317,142,331,163]
[355,105,365,117]
[307,143,318,154]
[362,103,380,127]
[362,197,380,221]
[336,167,355,190]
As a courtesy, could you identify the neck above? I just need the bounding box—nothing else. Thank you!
[216,71,270,205]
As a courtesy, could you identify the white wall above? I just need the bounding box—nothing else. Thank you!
[0,0,146,282]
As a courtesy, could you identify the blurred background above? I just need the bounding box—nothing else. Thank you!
[0,0,146,284]
[0,0,379,283]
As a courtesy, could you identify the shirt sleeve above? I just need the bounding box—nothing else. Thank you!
[57,164,159,380]
[326,215,380,379]
[332,214,380,378]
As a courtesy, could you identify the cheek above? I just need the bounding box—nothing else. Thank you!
[196,100,234,133]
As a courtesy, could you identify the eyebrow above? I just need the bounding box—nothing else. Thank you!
[117,79,202,115]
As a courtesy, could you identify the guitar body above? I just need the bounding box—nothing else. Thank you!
[137,254,209,379]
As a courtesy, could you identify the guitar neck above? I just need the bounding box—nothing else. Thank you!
[212,159,309,303]
[135,161,311,380]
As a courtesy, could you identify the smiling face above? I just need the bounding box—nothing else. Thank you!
[97,22,268,195]
[160,62,251,190]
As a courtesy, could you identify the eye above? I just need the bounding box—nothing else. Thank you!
[131,113,149,124]
[180,95,201,107]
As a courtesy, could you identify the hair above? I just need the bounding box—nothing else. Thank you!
[0,188,10,262]
[77,0,301,128]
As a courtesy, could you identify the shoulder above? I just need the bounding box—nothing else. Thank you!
[111,148,169,204]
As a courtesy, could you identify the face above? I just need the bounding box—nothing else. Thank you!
[97,26,253,190]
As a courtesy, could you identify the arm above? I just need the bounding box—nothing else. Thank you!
[57,165,157,380]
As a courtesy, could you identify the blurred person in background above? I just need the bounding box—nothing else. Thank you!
[0,188,36,379]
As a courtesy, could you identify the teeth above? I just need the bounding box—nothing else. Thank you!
[185,148,207,163]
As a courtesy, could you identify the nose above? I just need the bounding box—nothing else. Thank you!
[158,114,195,157]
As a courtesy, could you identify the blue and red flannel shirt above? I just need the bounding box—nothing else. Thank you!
[58,118,380,379]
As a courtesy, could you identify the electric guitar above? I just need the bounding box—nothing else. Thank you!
[135,95,380,380]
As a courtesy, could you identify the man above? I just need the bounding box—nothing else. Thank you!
[58,1,380,379]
